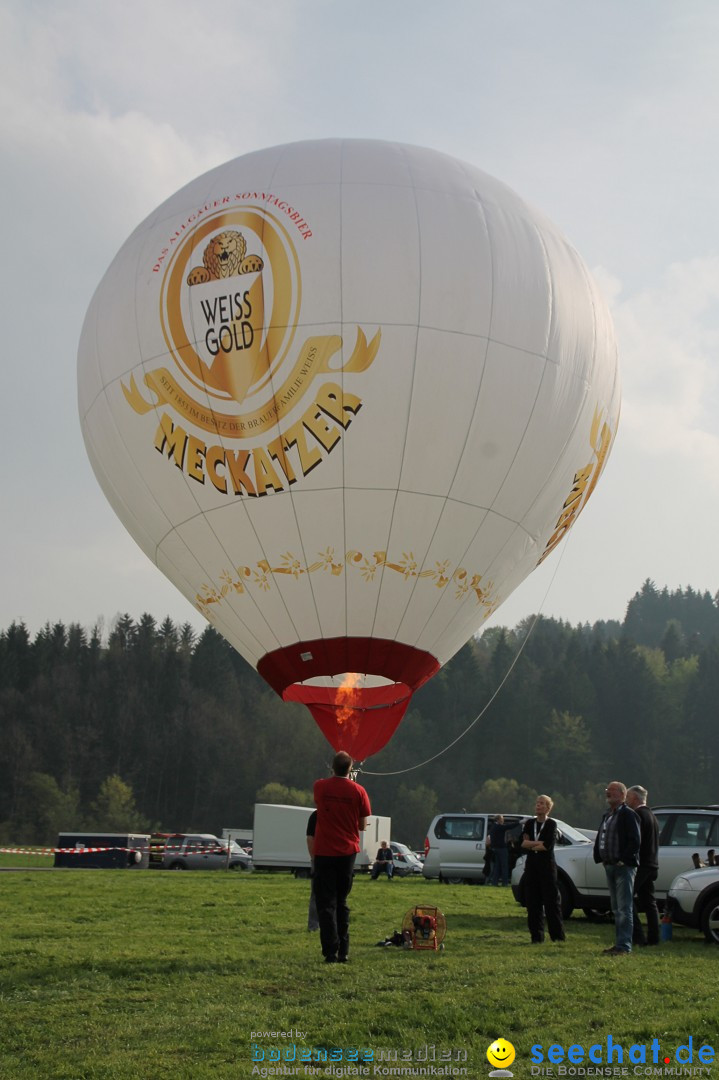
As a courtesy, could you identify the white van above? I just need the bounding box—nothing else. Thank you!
[422,812,528,884]
[423,811,589,888]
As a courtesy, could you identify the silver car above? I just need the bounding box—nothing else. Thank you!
[163,833,252,871]
[667,866,719,943]
[423,812,528,885]
[422,812,584,884]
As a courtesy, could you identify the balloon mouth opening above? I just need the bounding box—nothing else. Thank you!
[284,681,414,761]
[283,680,412,711]
[256,637,440,758]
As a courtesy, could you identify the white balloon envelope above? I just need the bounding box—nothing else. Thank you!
[78,139,620,759]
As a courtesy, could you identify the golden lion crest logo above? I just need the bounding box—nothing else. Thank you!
[122,204,381,498]
[186,229,264,285]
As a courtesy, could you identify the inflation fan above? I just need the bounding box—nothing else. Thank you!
[401,906,446,951]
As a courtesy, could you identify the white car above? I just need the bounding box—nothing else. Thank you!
[390,841,424,876]
[511,804,719,919]
[667,866,719,944]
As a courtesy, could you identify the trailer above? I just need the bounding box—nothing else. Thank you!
[54,832,150,869]
[361,815,392,869]
[252,804,390,876]
[221,827,253,853]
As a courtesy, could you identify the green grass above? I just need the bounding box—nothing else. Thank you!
[0,870,717,1079]
[0,850,55,869]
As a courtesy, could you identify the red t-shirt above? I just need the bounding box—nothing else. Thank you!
[313,776,372,856]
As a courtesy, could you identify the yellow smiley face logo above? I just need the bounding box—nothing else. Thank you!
[487,1039,516,1069]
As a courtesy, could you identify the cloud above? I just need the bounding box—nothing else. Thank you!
[0,1,301,231]
[596,260,719,486]
[3,0,719,636]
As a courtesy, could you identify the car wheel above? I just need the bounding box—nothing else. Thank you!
[558,877,574,920]
[168,861,186,870]
[444,876,464,885]
[699,895,719,944]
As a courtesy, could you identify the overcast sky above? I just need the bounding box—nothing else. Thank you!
[2,0,718,641]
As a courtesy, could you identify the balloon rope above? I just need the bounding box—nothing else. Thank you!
[358,536,570,777]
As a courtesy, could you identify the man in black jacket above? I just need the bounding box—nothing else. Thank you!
[594,781,641,955]
[370,840,394,880]
[626,785,660,946]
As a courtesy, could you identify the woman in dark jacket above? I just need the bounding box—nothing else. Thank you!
[521,795,565,944]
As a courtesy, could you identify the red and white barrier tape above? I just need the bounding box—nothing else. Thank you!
[0,845,141,856]
[0,843,235,857]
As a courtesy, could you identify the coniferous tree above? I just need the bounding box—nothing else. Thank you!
[2,580,718,843]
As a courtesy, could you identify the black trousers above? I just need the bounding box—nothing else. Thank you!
[313,853,356,959]
[371,860,393,879]
[633,865,659,945]
[525,858,565,942]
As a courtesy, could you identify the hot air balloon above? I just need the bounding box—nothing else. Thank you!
[78,139,620,761]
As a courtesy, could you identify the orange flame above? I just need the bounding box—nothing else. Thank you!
[336,672,363,727]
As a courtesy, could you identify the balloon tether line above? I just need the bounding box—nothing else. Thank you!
[357,537,570,778]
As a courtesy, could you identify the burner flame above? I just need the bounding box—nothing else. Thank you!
[335,672,363,727]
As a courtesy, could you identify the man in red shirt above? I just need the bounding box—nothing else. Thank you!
[313,751,371,964]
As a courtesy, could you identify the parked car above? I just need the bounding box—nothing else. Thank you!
[511,804,719,920]
[226,840,253,870]
[422,812,552,884]
[153,833,252,871]
[390,842,424,876]
[667,865,719,944]
[221,828,253,855]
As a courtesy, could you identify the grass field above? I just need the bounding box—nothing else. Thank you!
[1,866,717,1079]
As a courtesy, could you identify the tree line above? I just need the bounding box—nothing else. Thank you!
[1,580,718,849]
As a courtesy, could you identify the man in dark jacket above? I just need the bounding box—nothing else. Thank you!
[370,840,394,879]
[487,815,511,886]
[626,785,660,946]
[594,781,641,955]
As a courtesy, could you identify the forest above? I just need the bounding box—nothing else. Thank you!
[1,580,718,850]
